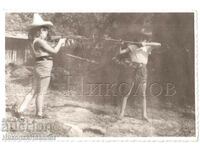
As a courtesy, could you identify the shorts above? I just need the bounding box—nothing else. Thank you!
[34,60,53,78]
[130,64,147,96]
[134,64,147,84]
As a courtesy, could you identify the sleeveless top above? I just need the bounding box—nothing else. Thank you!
[31,38,52,58]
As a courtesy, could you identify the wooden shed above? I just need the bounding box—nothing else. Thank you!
[5,33,33,65]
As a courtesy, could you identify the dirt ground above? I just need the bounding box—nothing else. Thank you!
[4,67,195,137]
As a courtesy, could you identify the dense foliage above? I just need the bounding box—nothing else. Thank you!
[6,13,194,108]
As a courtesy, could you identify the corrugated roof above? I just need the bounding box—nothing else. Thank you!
[5,31,28,39]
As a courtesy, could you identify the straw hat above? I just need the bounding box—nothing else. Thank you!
[27,13,53,30]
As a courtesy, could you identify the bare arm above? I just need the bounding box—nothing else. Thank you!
[36,38,65,54]
[120,48,130,54]
[143,42,161,49]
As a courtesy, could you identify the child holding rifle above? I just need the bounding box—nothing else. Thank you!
[13,14,66,119]
[114,31,161,121]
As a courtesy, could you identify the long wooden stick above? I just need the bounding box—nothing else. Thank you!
[51,35,161,46]
[65,53,99,64]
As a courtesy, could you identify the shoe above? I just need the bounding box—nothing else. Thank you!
[14,111,25,119]
[35,114,49,119]
[12,104,25,119]
[142,116,150,122]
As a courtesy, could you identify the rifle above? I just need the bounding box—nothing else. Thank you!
[104,37,161,47]
[49,35,91,42]
[48,35,99,64]
[104,38,141,45]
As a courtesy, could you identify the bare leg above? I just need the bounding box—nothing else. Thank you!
[138,66,149,121]
[18,77,38,113]
[119,95,128,118]
[119,82,135,118]
[35,77,51,116]
[141,83,149,121]
[18,90,37,112]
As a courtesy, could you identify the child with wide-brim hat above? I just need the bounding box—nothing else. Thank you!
[14,13,66,119]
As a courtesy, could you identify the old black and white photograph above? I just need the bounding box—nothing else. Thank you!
[3,12,196,139]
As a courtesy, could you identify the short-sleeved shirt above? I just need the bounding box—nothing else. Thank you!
[128,45,152,64]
